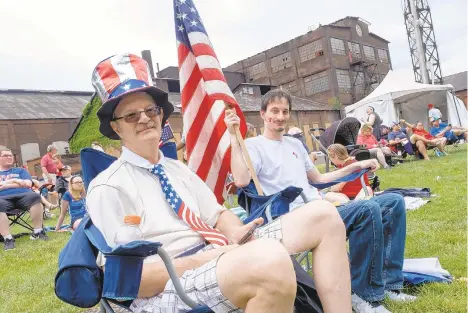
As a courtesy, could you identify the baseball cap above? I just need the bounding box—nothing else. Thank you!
[61,165,72,171]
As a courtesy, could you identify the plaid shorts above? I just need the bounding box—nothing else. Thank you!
[130,218,283,313]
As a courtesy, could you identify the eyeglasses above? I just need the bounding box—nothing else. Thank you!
[0,155,13,158]
[72,181,83,185]
[112,106,162,123]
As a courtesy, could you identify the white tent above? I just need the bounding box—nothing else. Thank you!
[345,70,468,129]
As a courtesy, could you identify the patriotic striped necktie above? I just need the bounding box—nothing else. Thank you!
[149,164,229,247]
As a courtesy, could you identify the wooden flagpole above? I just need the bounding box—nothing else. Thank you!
[224,103,264,196]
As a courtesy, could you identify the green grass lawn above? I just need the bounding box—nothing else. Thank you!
[0,145,466,313]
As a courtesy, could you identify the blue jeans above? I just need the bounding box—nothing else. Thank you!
[337,193,406,302]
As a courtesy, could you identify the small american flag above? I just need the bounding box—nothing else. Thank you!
[159,121,174,147]
[174,0,247,204]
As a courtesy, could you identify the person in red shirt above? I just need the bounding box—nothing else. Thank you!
[356,124,392,168]
[324,144,373,202]
[400,120,448,158]
[40,145,58,184]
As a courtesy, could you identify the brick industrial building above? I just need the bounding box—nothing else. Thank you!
[443,71,467,108]
[224,16,393,106]
[0,89,91,165]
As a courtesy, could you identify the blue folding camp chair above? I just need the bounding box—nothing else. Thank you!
[56,142,213,313]
[237,168,369,270]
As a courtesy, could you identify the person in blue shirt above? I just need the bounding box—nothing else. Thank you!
[0,147,49,250]
[387,122,414,156]
[430,119,467,143]
[55,175,86,231]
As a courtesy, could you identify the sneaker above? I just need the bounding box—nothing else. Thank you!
[352,294,392,313]
[4,238,15,251]
[43,209,55,219]
[30,230,49,241]
[385,290,417,302]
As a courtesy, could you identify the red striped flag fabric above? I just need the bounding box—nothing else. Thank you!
[174,0,247,204]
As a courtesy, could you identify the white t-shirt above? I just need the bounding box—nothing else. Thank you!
[245,135,321,210]
[86,146,225,265]
[429,108,442,120]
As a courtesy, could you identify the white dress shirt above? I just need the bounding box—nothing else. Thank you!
[86,146,226,265]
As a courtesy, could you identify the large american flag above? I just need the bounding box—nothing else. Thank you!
[174,0,247,204]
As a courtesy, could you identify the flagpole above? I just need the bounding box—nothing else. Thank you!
[225,103,264,196]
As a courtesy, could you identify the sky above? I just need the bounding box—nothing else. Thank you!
[0,0,466,91]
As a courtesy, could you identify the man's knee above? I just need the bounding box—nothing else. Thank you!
[23,192,42,208]
[354,199,381,221]
[388,193,405,214]
[247,239,294,275]
[222,239,296,297]
[302,200,345,233]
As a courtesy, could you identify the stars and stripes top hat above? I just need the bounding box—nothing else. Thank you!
[91,53,174,140]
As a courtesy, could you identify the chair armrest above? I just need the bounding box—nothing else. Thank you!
[157,247,199,309]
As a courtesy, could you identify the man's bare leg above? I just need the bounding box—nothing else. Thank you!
[411,134,430,145]
[0,213,10,237]
[281,200,352,313]
[29,203,44,229]
[415,140,430,160]
[381,146,392,155]
[369,148,389,167]
[435,137,447,153]
[217,239,296,313]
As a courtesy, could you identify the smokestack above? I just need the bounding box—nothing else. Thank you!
[141,50,156,78]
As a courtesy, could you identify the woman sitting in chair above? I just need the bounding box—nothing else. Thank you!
[55,175,86,231]
[357,124,392,169]
[323,144,373,204]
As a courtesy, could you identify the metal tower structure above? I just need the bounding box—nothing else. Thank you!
[348,52,381,103]
[403,0,443,84]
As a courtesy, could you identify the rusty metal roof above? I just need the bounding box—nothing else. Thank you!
[443,71,467,92]
[0,89,93,120]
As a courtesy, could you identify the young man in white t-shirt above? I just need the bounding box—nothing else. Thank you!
[86,54,352,313]
[227,89,415,313]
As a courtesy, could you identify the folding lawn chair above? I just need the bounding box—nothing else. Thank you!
[57,142,213,313]
[446,139,462,153]
[7,209,34,232]
[237,168,370,271]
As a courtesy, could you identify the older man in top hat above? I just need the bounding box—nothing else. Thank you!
[85,54,352,313]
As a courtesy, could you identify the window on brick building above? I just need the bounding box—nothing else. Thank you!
[281,80,300,95]
[246,62,267,81]
[298,39,323,62]
[304,71,329,96]
[352,71,366,94]
[347,42,361,59]
[330,38,346,55]
[336,69,351,92]
[271,52,293,73]
[363,45,376,61]
[377,49,389,63]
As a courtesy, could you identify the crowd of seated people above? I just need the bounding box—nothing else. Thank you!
[357,124,392,168]
[0,142,85,250]
[357,104,467,164]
